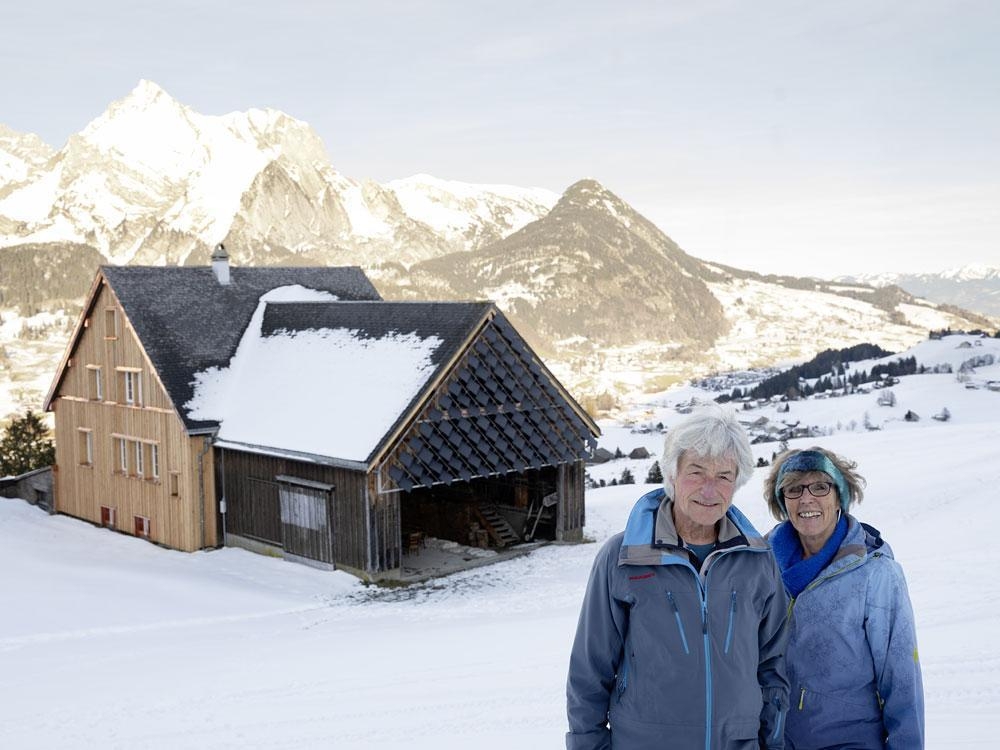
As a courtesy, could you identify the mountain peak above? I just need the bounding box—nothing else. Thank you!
[80,79,193,154]
[562,177,611,200]
[551,178,639,228]
[125,79,174,107]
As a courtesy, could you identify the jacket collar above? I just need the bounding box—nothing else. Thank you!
[826,514,893,569]
[619,487,768,567]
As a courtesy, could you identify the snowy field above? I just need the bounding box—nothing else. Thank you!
[2,334,1000,748]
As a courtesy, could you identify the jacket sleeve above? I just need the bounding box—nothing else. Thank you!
[566,536,629,750]
[757,553,790,750]
[865,556,925,750]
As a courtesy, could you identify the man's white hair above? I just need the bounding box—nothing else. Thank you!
[662,402,754,491]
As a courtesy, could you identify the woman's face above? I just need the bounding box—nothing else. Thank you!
[783,470,840,553]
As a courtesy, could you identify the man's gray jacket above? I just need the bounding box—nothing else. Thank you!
[566,488,789,749]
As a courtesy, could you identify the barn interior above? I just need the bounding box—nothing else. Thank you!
[397,467,560,581]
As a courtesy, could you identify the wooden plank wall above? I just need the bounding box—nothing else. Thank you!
[556,460,585,541]
[217,449,371,573]
[51,281,216,551]
[368,473,401,575]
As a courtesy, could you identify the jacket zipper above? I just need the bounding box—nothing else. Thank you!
[771,695,786,741]
[667,591,690,654]
[662,542,771,750]
[701,593,711,750]
[724,590,737,654]
[617,653,630,698]
[791,555,870,724]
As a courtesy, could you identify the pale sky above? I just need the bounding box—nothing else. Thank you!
[2,0,998,277]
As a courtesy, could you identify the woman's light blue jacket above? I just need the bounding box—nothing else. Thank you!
[772,516,925,749]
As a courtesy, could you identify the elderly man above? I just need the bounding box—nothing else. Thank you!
[567,403,789,749]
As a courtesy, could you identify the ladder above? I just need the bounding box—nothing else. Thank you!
[475,505,520,548]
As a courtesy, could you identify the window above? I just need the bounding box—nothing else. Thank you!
[169,472,180,497]
[87,366,103,401]
[134,515,150,538]
[100,506,116,528]
[104,308,118,339]
[78,429,93,466]
[125,371,139,404]
[133,440,144,477]
[116,437,128,474]
[117,369,142,406]
[149,444,159,480]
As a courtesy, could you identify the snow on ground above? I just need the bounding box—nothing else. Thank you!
[3,336,1000,747]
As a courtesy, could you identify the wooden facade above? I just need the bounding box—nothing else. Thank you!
[219,447,584,581]
[48,279,217,551]
[216,448,376,577]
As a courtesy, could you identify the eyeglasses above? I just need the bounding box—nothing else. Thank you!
[782,481,833,499]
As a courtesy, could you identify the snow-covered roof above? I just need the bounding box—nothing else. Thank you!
[186,298,492,463]
[86,265,382,431]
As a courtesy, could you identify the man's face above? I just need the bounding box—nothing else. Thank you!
[671,451,737,538]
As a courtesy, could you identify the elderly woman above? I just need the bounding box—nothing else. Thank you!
[765,447,924,749]
[567,404,789,749]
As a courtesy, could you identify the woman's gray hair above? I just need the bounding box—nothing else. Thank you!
[662,402,755,491]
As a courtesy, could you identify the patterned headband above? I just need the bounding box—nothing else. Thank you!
[774,450,851,514]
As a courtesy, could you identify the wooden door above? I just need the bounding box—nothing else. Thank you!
[277,478,334,566]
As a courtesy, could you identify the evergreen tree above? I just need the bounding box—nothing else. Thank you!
[0,410,55,476]
[645,461,663,484]
[619,468,635,485]
[614,446,624,459]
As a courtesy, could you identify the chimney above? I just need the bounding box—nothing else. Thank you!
[211,243,230,286]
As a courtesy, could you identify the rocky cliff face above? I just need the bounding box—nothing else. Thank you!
[385,179,729,353]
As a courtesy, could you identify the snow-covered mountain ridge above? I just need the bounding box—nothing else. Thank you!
[0,82,995,420]
[838,267,1000,318]
[0,80,557,268]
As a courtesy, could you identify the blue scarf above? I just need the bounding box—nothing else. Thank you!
[771,515,848,598]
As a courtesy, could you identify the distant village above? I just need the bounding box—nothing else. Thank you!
[586,329,1000,480]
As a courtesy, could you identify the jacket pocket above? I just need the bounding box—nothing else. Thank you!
[770,694,786,743]
[724,589,737,654]
[758,687,786,749]
[666,591,690,655]
[616,653,630,699]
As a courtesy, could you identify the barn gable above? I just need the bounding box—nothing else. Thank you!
[381,313,598,491]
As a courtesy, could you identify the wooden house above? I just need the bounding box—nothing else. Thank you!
[45,250,598,580]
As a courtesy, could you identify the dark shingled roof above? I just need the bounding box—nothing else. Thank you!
[262,301,491,365]
[101,265,381,431]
